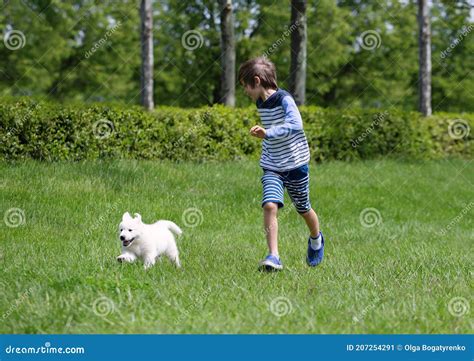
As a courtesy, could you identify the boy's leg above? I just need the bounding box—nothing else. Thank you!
[297,206,325,266]
[260,170,285,270]
[285,164,325,266]
[264,202,279,256]
[300,208,320,238]
[285,165,319,236]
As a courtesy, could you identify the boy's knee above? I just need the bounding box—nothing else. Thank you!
[298,207,313,216]
[263,202,279,213]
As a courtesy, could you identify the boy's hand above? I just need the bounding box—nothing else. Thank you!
[250,125,266,139]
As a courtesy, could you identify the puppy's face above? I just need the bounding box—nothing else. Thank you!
[119,212,142,247]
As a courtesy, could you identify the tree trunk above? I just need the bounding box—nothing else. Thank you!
[218,0,235,107]
[289,0,307,105]
[140,0,154,110]
[418,0,432,116]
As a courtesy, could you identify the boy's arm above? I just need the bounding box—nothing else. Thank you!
[264,96,303,139]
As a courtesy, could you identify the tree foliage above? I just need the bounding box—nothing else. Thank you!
[0,0,472,111]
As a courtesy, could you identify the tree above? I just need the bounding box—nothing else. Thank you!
[140,0,154,110]
[431,0,473,112]
[418,0,432,116]
[0,0,472,112]
[218,0,236,106]
[289,0,307,105]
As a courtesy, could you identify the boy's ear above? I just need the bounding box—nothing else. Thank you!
[254,75,260,87]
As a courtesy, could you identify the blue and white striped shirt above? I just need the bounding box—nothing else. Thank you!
[256,89,310,172]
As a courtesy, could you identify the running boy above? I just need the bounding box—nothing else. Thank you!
[238,57,325,271]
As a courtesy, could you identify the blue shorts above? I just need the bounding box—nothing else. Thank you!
[261,164,312,214]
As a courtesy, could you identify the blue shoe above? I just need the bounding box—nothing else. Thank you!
[307,232,325,267]
[258,254,283,271]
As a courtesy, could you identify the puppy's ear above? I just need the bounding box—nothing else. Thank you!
[134,213,142,222]
[122,212,132,221]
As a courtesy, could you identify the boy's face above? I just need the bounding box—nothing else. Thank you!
[241,77,262,101]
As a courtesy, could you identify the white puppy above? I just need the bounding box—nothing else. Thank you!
[117,212,182,269]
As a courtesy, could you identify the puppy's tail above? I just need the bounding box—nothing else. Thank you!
[161,221,183,237]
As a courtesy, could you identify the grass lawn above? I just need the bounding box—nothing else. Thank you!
[0,159,472,334]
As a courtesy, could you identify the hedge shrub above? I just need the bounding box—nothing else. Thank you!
[0,97,472,161]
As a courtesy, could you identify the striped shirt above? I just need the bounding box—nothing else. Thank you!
[256,89,310,172]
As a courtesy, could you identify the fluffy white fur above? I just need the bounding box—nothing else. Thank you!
[117,212,182,269]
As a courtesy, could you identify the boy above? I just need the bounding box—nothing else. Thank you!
[238,57,325,271]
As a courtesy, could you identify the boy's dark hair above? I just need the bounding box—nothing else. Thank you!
[238,57,278,89]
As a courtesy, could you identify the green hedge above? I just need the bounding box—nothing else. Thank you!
[0,97,472,161]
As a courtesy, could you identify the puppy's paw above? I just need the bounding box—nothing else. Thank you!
[117,255,133,263]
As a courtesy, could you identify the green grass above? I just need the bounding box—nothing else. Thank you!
[0,159,472,334]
